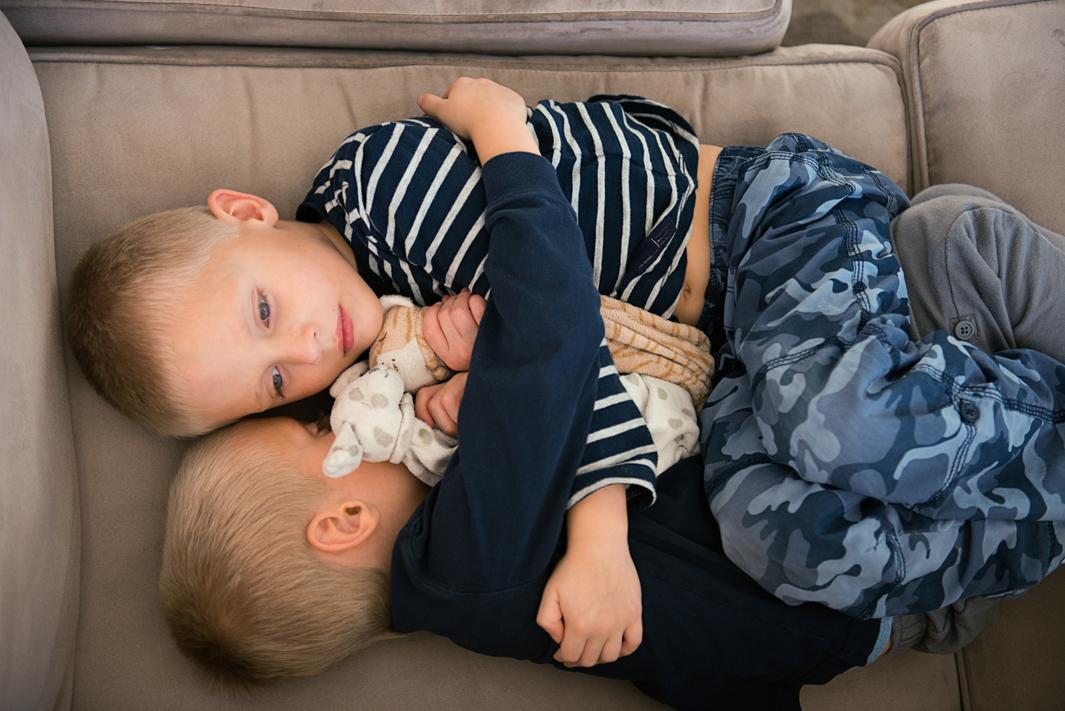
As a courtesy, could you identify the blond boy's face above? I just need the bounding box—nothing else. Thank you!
[166,221,383,430]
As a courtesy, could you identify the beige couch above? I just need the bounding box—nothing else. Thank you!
[3,1,1064,708]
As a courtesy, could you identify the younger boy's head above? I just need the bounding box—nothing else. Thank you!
[66,190,384,436]
[159,417,427,682]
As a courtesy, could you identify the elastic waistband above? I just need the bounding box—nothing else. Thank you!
[696,144,764,341]
[708,144,765,257]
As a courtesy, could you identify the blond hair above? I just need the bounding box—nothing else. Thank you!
[66,206,237,436]
[159,424,392,684]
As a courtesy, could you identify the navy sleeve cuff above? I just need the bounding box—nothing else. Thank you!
[481,151,557,201]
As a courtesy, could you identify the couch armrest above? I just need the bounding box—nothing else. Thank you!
[869,0,1065,233]
[0,9,80,711]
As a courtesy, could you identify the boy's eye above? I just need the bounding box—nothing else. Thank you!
[271,367,284,397]
[257,293,271,326]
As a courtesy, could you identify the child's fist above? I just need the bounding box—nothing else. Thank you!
[414,372,468,436]
[422,289,486,373]
[417,77,528,141]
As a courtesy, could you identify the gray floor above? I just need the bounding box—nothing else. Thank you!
[783,0,928,46]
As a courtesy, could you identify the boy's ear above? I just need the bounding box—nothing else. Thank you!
[207,188,280,227]
[306,500,380,554]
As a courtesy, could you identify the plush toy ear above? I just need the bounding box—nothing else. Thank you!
[323,424,364,478]
[329,361,370,398]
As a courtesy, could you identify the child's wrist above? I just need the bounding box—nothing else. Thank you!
[567,484,629,544]
[471,120,538,164]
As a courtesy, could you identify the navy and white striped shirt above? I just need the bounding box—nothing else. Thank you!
[298,96,701,506]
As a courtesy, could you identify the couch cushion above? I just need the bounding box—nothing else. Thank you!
[955,568,1065,711]
[1,0,791,57]
[0,10,79,711]
[803,648,961,711]
[870,0,1065,233]
[34,45,909,709]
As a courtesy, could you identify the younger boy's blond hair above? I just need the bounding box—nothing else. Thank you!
[159,424,392,683]
[66,207,237,436]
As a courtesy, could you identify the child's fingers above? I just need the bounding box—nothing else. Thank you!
[554,633,588,667]
[448,289,471,313]
[620,620,643,656]
[438,381,462,433]
[441,293,479,340]
[535,588,565,644]
[451,290,483,331]
[426,393,458,436]
[468,294,486,325]
[598,634,624,665]
[436,304,464,351]
[415,386,457,435]
[576,637,606,669]
[422,303,448,360]
[414,382,442,428]
[416,93,443,115]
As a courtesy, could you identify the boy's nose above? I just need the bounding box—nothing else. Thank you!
[283,324,322,364]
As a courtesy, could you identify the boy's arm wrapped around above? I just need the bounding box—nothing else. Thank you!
[392,77,644,667]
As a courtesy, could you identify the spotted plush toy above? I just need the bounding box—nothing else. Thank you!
[322,296,456,485]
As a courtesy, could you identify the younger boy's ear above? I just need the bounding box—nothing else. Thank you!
[306,500,379,554]
[207,188,279,227]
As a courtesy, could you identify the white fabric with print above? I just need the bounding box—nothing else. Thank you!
[324,364,456,486]
[618,374,700,475]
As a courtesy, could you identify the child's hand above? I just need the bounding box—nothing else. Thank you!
[422,289,486,373]
[417,77,538,163]
[417,77,527,142]
[414,372,468,436]
[536,531,643,668]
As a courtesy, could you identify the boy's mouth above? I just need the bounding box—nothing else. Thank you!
[337,305,354,355]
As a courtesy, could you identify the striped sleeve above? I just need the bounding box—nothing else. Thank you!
[569,340,658,508]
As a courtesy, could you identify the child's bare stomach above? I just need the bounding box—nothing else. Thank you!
[674,144,723,326]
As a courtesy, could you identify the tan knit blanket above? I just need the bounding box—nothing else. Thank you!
[599,295,714,409]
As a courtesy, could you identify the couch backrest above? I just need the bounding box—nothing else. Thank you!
[0,0,792,57]
[0,11,80,711]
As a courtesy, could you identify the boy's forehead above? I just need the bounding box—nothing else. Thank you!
[236,418,312,456]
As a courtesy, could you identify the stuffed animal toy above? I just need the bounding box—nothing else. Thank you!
[322,296,456,485]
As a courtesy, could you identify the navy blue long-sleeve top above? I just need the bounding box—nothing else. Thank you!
[388,152,880,710]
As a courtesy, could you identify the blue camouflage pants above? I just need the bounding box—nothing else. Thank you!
[697,133,1065,619]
